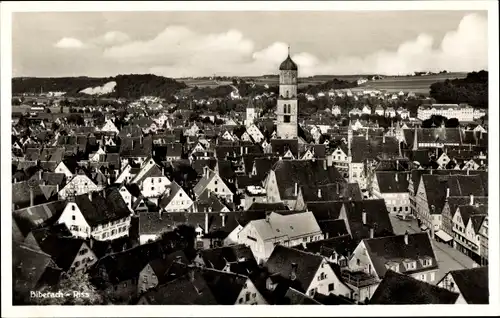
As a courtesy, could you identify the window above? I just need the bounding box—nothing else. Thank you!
[151,187,155,191]
[328,283,334,292]
[111,229,116,235]
[309,288,316,297]
[283,105,287,113]
[245,293,250,301]
[405,207,409,212]
[71,205,75,211]
[214,181,218,185]
[356,259,360,266]
[72,215,76,221]
[215,188,218,192]
[74,261,80,267]
[393,207,397,212]
[238,298,243,304]
[284,115,291,123]
[79,249,88,256]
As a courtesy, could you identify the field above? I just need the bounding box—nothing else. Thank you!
[179,72,467,94]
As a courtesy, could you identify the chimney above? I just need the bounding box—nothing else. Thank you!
[265,213,270,223]
[362,209,367,225]
[383,134,386,144]
[204,212,209,234]
[89,237,94,250]
[466,168,470,176]
[336,183,340,194]
[221,213,225,227]
[290,263,298,280]
[404,231,409,245]
[107,177,111,185]
[88,191,92,201]
[446,187,450,199]
[245,147,248,154]
[30,187,35,207]
[240,146,243,155]
[294,183,298,197]
[188,266,195,282]
[323,159,327,170]
[469,194,474,206]
[430,167,433,175]
[407,173,410,181]
[39,169,42,180]
[395,173,398,182]
[317,188,322,199]
[369,227,374,239]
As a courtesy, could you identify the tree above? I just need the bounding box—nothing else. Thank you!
[32,272,105,305]
[445,118,459,128]
[45,108,51,113]
[67,113,84,126]
[92,111,105,126]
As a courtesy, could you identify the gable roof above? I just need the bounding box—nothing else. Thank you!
[265,245,323,293]
[342,200,394,241]
[448,266,489,304]
[364,232,438,278]
[13,200,67,238]
[250,212,322,242]
[198,244,256,271]
[370,270,459,304]
[138,271,218,305]
[272,160,345,200]
[201,268,250,305]
[375,171,410,193]
[74,189,130,227]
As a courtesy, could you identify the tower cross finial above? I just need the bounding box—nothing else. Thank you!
[288,45,290,56]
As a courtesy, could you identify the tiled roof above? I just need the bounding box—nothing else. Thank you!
[13,242,60,292]
[351,136,400,162]
[272,160,345,200]
[93,241,172,284]
[299,235,356,259]
[12,181,49,210]
[198,244,256,271]
[201,268,249,305]
[247,202,289,212]
[301,182,362,202]
[375,171,410,193]
[251,212,322,242]
[364,232,438,279]
[305,201,345,221]
[138,270,218,305]
[448,266,489,304]
[270,139,299,158]
[370,270,459,304]
[342,200,394,241]
[265,245,323,293]
[12,200,67,237]
[74,189,130,227]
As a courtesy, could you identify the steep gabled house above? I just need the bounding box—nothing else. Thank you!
[193,166,233,203]
[265,245,352,300]
[56,189,131,241]
[370,270,460,304]
[347,232,439,303]
[372,171,411,214]
[437,266,489,304]
[58,171,101,199]
[24,228,97,275]
[130,158,171,199]
[452,202,488,261]
[237,211,324,264]
[158,181,193,212]
[264,159,344,210]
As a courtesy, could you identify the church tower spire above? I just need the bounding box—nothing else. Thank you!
[276,48,298,139]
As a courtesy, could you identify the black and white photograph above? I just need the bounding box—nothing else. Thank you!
[1,1,499,316]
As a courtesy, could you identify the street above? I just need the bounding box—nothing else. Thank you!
[389,214,478,284]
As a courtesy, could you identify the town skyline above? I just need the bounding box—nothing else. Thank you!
[13,11,487,78]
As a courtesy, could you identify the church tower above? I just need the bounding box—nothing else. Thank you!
[276,47,298,139]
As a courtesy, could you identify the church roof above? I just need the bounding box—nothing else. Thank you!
[279,54,298,71]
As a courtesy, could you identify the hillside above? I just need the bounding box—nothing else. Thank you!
[429,71,488,108]
[12,74,187,99]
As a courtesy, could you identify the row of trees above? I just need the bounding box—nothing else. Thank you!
[429,70,488,108]
[12,74,187,100]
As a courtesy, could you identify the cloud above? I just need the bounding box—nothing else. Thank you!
[102,13,487,77]
[92,31,131,46]
[54,37,84,49]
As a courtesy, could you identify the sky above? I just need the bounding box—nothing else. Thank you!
[12,11,488,78]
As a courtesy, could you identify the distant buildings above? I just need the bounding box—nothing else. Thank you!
[417,104,474,122]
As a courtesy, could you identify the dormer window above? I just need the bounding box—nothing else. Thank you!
[421,258,432,267]
[404,260,416,270]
